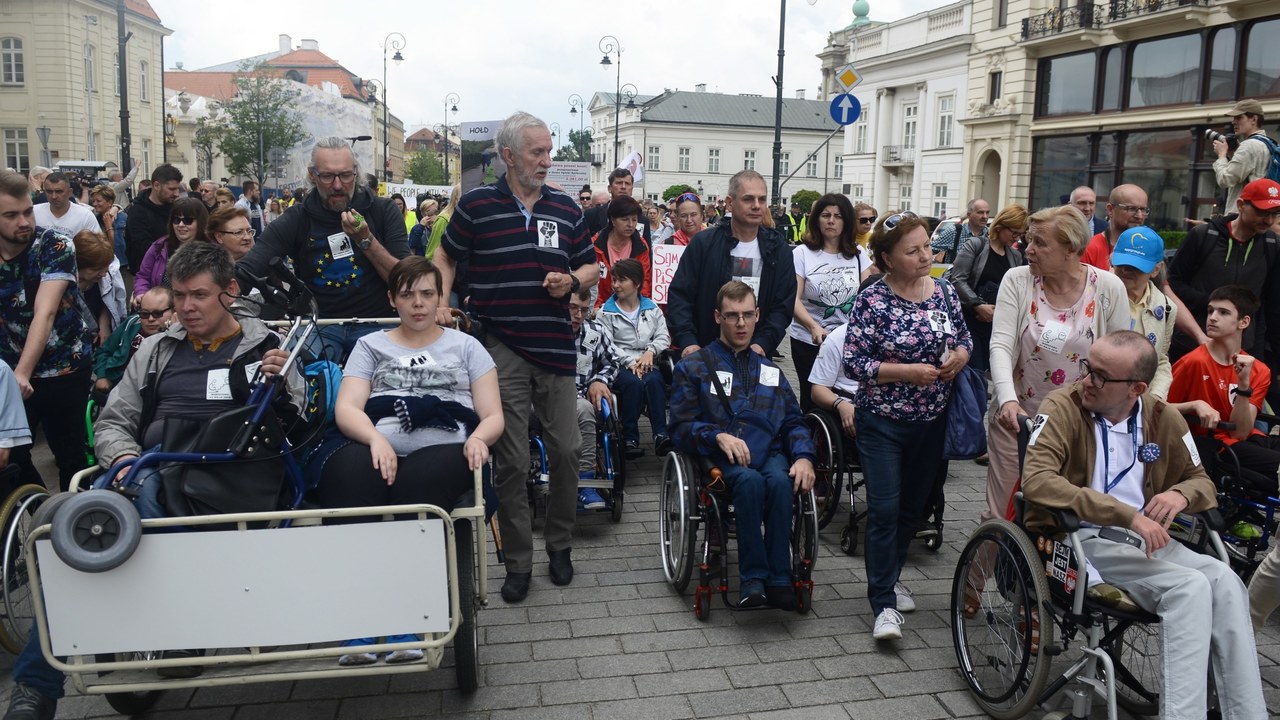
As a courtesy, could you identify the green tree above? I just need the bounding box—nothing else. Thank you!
[214,62,307,187]
[553,129,592,163]
[192,116,223,182]
[790,189,821,214]
[662,184,696,202]
[405,149,447,185]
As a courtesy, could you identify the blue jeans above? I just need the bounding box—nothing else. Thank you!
[612,368,668,442]
[722,454,793,586]
[306,322,383,364]
[93,450,167,520]
[856,409,945,614]
[13,624,64,699]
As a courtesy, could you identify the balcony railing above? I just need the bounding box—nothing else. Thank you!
[1021,4,1102,41]
[1109,0,1208,21]
[882,145,915,163]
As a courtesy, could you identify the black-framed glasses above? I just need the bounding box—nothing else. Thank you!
[1114,203,1149,215]
[137,308,172,319]
[857,216,875,225]
[1079,359,1142,389]
[579,196,591,202]
[172,216,196,226]
[313,171,357,184]
[882,211,918,232]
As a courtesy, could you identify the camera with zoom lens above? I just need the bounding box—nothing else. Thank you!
[1205,127,1237,150]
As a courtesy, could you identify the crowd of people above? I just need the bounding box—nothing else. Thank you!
[2,98,1280,719]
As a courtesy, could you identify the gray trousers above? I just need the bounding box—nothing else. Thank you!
[1248,541,1280,632]
[486,337,581,573]
[1079,529,1265,720]
[576,397,597,476]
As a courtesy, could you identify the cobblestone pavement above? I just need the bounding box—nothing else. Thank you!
[5,359,1280,719]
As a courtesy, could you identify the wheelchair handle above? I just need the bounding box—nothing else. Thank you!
[1183,414,1235,431]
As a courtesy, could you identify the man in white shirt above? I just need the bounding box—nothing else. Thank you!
[32,173,100,237]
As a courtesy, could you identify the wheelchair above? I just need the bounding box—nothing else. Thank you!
[658,450,818,620]
[951,419,1231,720]
[528,395,626,522]
[0,466,47,655]
[803,408,946,555]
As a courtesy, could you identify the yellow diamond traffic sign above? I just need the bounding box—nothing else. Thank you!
[835,64,863,92]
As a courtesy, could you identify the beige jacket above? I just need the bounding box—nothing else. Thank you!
[1213,130,1273,211]
[1128,280,1177,400]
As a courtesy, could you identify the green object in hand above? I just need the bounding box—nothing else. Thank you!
[351,210,365,232]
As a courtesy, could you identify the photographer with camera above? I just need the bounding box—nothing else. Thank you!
[1212,99,1277,211]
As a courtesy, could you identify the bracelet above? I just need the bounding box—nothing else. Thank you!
[832,397,845,411]
[1234,386,1253,398]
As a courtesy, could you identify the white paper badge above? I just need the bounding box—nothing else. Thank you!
[710,371,734,396]
[1027,413,1049,446]
[537,220,559,248]
[399,351,435,368]
[327,231,354,260]
[243,361,262,384]
[206,368,233,400]
[759,365,780,387]
[1181,431,1202,467]
[1039,320,1070,355]
[739,276,761,295]
[925,309,953,335]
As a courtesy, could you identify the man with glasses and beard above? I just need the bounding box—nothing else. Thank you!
[238,137,409,360]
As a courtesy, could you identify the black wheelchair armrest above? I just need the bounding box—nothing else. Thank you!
[1050,507,1081,533]
[1198,507,1226,532]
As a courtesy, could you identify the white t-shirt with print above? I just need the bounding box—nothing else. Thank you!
[789,245,871,344]
[730,238,762,295]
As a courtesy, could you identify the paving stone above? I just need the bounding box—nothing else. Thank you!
[667,643,764,671]
[537,675,638,705]
[748,706,851,720]
[869,668,968,698]
[232,701,338,720]
[726,659,822,688]
[531,635,623,661]
[843,694,950,719]
[569,614,656,637]
[480,658,580,686]
[621,628,709,653]
[635,667,731,697]
[590,695,696,720]
[576,650,672,679]
[688,686,790,717]
[779,676,880,706]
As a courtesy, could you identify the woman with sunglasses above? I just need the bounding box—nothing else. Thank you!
[133,198,209,301]
[946,204,1027,377]
[669,192,705,246]
[789,194,872,412]
[853,202,877,248]
[842,210,971,641]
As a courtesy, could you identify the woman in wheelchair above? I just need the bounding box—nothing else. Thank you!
[307,256,501,666]
[1020,330,1265,718]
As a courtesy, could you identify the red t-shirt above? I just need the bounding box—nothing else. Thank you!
[1079,232,1112,271]
[1168,344,1271,445]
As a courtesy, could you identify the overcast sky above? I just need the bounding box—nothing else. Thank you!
[152,0,940,140]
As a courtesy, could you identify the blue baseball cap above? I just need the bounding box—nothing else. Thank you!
[1110,226,1164,274]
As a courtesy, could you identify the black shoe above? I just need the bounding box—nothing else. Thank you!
[501,572,531,603]
[157,648,205,678]
[654,434,673,455]
[624,440,644,459]
[548,548,574,586]
[739,579,767,608]
[4,683,56,720]
[766,585,798,611]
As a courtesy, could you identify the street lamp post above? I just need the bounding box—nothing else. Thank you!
[771,0,820,208]
[549,122,561,152]
[598,35,626,169]
[568,94,585,132]
[442,94,459,186]
[381,32,406,183]
[364,78,382,175]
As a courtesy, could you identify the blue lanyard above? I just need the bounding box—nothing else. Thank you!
[1097,412,1139,494]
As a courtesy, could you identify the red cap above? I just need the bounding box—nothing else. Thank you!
[1240,179,1280,210]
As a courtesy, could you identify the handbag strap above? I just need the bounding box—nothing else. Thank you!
[701,347,735,418]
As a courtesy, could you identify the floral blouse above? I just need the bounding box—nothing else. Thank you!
[1014,266,1103,415]
[842,277,972,422]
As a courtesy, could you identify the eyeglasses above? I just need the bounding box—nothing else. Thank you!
[719,311,756,324]
[218,228,253,238]
[1114,203,1150,215]
[1079,359,1142,389]
[858,216,875,225]
[882,211,918,232]
[137,308,172,319]
[676,192,702,204]
[313,171,357,184]
[172,217,196,226]
[579,196,591,202]
[1247,203,1280,219]
[568,305,588,316]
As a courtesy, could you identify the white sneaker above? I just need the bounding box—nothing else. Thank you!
[873,608,905,641]
[894,582,916,613]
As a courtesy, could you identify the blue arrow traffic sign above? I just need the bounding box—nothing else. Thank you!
[829,94,861,126]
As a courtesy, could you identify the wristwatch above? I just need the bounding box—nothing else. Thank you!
[357,235,373,251]
[569,273,581,295]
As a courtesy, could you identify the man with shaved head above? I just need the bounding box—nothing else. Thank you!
[1080,184,1149,271]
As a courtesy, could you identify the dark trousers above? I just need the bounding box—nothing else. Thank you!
[612,368,668,441]
[311,442,475,515]
[1229,434,1280,495]
[789,337,820,414]
[10,369,91,492]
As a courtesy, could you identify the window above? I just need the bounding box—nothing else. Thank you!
[996,0,1008,28]
[937,95,954,147]
[113,52,119,95]
[1030,135,1090,212]
[1129,34,1201,108]
[805,155,817,177]
[1100,47,1122,112]
[708,148,720,174]
[780,152,790,176]
[933,184,948,217]
[84,44,96,91]
[899,184,912,212]
[902,104,918,148]
[3,128,29,174]
[743,150,756,171]
[834,154,844,179]
[140,60,149,101]
[1244,18,1280,99]
[647,145,660,172]
[854,116,867,154]
[1207,28,1236,103]
[850,183,863,199]
[989,71,1003,104]
[1038,52,1096,116]
[1,38,23,85]
[678,146,690,172]
[141,138,151,174]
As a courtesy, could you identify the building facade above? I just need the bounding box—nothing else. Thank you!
[820,1,974,218]
[587,87,843,205]
[0,0,169,177]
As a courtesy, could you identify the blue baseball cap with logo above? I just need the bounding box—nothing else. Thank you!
[1110,226,1164,274]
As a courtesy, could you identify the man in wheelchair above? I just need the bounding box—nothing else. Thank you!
[669,280,815,610]
[1022,330,1265,719]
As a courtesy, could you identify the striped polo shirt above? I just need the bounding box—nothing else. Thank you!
[443,175,593,375]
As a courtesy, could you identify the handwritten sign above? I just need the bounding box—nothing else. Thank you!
[382,181,451,200]
[651,244,686,305]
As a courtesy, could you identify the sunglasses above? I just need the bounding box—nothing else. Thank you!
[676,192,702,205]
[172,217,196,226]
[858,217,875,225]
[882,211,918,232]
[579,196,591,202]
[137,308,172,319]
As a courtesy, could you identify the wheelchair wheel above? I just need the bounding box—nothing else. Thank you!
[453,519,479,694]
[803,412,843,530]
[951,519,1055,720]
[1104,618,1161,717]
[0,485,49,654]
[98,651,162,716]
[50,490,142,574]
[601,409,626,523]
[839,523,858,556]
[659,453,697,592]
[791,489,819,614]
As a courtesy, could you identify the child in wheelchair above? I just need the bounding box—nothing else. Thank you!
[668,281,815,609]
[569,289,628,510]
[1020,330,1264,718]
